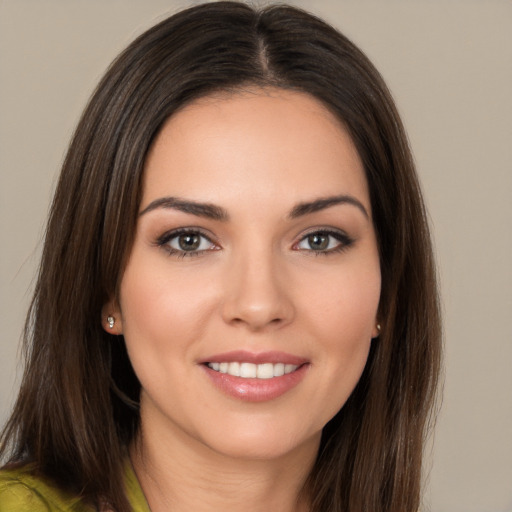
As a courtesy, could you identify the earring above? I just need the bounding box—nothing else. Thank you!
[107,316,115,329]
[376,323,381,334]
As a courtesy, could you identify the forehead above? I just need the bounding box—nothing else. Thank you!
[141,88,370,212]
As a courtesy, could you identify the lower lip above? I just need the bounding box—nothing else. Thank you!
[202,364,309,402]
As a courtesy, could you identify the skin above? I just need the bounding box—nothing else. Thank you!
[105,88,381,512]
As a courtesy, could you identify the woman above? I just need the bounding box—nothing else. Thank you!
[0,2,441,511]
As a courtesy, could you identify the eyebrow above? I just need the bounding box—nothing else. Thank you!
[139,194,369,221]
[139,197,229,221]
[288,195,369,220]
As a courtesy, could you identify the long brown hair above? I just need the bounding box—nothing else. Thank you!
[1,3,441,511]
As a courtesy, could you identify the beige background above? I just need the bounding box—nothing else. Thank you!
[1,1,511,510]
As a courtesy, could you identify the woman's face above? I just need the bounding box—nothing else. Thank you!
[111,88,381,461]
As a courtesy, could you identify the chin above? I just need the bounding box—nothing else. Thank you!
[192,417,323,463]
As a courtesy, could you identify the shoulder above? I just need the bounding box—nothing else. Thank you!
[0,465,92,512]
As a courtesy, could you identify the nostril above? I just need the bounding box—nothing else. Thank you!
[220,281,295,330]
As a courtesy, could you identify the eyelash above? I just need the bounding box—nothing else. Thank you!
[294,229,354,256]
[156,228,218,258]
[155,228,354,258]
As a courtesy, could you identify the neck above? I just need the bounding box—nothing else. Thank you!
[130,415,318,512]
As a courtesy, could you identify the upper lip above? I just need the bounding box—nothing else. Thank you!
[199,350,308,366]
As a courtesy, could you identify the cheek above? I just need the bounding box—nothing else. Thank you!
[122,250,211,318]
[118,257,217,370]
[303,261,381,340]
[300,261,380,404]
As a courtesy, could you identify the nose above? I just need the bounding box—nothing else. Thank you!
[221,249,295,331]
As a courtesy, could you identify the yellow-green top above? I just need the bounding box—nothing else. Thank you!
[0,460,150,511]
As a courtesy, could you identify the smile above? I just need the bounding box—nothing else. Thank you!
[206,362,299,379]
[201,350,309,401]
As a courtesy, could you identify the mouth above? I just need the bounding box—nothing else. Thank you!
[205,362,299,379]
[200,351,309,402]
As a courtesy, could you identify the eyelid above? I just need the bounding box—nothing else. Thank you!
[154,226,354,258]
[293,227,354,253]
[156,227,220,256]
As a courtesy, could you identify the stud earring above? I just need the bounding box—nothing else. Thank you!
[376,324,381,333]
[107,316,115,329]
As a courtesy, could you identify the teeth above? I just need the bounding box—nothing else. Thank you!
[257,363,273,379]
[228,362,240,376]
[207,361,299,378]
[240,362,257,378]
[274,363,285,377]
[284,364,296,374]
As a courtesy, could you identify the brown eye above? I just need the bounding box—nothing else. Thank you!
[178,233,201,251]
[296,229,353,254]
[162,230,216,255]
[307,233,329,251]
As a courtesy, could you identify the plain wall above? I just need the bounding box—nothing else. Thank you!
[1,1,511,511]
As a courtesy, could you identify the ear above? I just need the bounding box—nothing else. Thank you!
[371,321,382,339]
[101,299,123,335]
